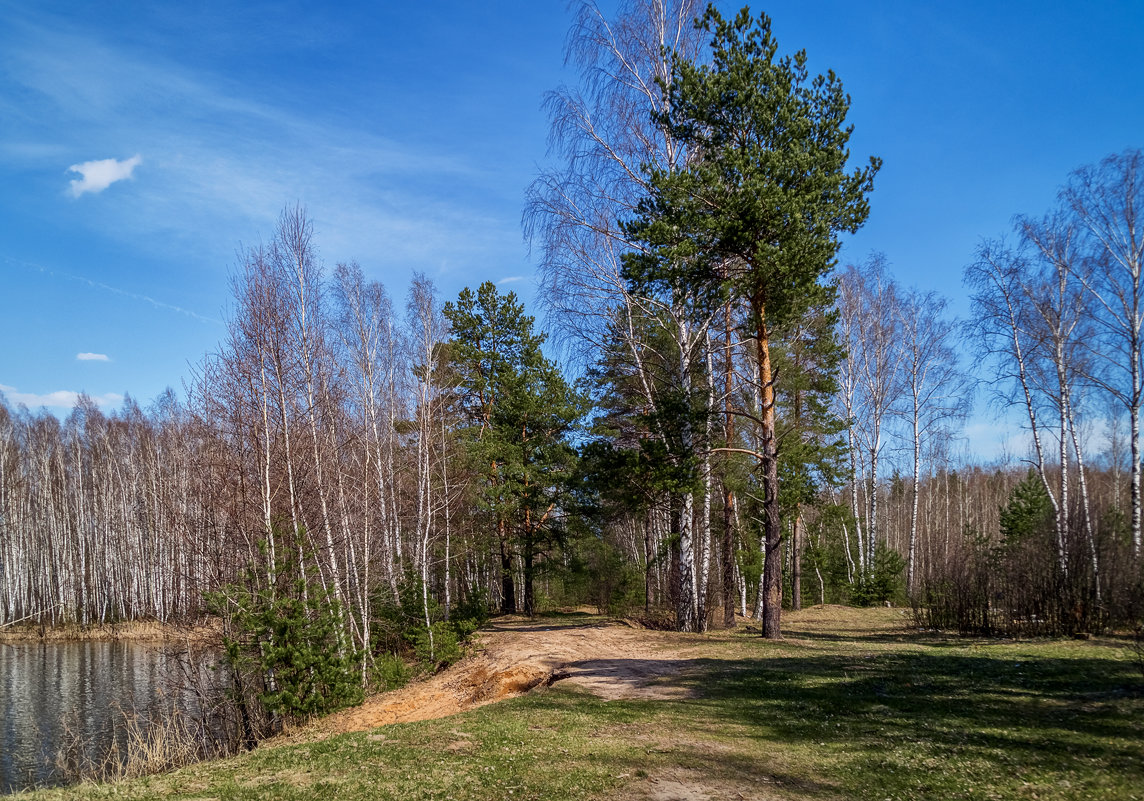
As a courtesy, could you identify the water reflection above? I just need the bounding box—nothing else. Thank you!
[0,640,218,794]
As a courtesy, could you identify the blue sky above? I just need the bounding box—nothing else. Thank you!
[1,1,1142,456]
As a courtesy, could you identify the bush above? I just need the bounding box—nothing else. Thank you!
[449,615,481,641]
[801,503,868,607]
[558,536,645,615]
[848,544,906,607]
[369,571,484,675]
[914,471,1132,636]
[371,652,412,692]
[212,575,363,726]
[451,586,492,628]
[411,622,463,670]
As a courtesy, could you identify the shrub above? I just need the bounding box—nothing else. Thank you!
[411,622,463,670]
[371,652,412,692]
[913,471,1133,636]
[848,544,906,607]
[369,570,484,675]
[216,576,363,723]
[451,586,492,627]
[559,536,645,615]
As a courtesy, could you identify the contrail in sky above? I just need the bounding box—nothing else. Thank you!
[3,255,222,325]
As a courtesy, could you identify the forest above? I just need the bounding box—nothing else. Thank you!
[1,0,1141,733]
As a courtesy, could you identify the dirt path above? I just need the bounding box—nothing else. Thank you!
[313,617,697,737]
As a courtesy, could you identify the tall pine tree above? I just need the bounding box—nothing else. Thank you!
[444,282,585,615]
[624,5,879,637]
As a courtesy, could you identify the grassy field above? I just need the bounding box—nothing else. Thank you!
[21,606,1143,801]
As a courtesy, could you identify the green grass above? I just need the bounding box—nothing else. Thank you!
[23,607,1144,801]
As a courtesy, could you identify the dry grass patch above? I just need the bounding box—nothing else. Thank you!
[0,618,222,644]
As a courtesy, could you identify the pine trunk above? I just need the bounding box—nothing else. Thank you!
[499,520,515,614]
[755,300,783,639]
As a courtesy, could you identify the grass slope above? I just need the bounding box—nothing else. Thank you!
[23,607,1143,801]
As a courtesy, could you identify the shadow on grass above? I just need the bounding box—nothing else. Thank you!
[779,627,976,647]
[681,649,1142,791]
[783,620,1142,652]
[483,612,608,634]
[530,639,1142,798]
[480,686,845,800]
[84,639,1137,801]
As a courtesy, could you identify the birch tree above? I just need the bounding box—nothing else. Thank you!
[965,221,1094,583]
[525,0,715,631]
[838,257,903,571]
[407,274,448,640]
[1065,149,1144,559]
[893,288,966,593]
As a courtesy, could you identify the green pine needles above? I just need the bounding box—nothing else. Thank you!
[213,569,363,725]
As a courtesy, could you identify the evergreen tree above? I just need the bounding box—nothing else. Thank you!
[999,470,1054,546]
[580,306,712,629]
[623,5,879,637]
[444,282,585,615]
[773,304,847,611]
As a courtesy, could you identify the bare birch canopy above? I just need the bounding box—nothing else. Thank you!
[1,4,1140,652]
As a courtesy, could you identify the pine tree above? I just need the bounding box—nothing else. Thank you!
[999,470,1054,547]
[624,5,879,637]
[444,282,585,615]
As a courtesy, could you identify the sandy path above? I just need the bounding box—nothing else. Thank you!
[313,618,695,736]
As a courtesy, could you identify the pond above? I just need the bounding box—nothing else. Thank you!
[0,639,222,794]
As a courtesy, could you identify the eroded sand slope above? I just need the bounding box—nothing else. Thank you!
[314,617,698,736]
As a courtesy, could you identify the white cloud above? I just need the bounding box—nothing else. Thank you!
[497,276,524,285]
[67,153,142,197]
[961,417,1034,465]
[0,383,122,411]
[76,352,110,361]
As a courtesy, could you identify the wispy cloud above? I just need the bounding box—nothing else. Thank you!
[67,154,142,197]
[0,8,516,279]
[0,383,122,411]
[76,352,110,361]
[497,275,525,285]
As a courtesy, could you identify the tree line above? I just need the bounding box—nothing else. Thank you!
[1,1,1141,678]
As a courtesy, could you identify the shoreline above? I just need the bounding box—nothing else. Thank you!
[0,617,223,645]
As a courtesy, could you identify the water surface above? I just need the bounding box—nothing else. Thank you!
[0,640,216,793]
